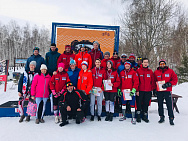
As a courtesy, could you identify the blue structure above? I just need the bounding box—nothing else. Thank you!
[51,22,120,52]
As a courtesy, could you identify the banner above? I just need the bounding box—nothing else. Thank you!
[15,59,27,64]
[0,60,9,92]
[56,28,115,55]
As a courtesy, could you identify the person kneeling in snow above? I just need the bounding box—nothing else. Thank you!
[59,82,88,127]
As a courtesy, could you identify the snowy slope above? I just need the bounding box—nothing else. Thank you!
[0,83,187,141]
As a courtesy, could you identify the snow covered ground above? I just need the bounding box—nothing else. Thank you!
[0,82,187,141]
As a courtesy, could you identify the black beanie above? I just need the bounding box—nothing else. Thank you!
[51,43,56,47]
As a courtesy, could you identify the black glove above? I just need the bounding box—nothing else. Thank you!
[162,82,171,89]
[153,89,157,97]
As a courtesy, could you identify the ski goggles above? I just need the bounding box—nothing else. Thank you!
[113,52,118,55]
[66,82,73,87]
[33,47,39,50]
[137,57,142,60]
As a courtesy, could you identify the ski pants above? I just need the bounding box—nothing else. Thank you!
[90,91,103,116]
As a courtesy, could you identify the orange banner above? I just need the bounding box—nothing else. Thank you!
[56,28,115,55]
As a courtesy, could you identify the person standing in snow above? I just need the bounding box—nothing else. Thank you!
[45,43,61,76]
[136,58,155,123]
[59,82,88,126]
[57,45,76,70]
[25,47,45,73]
[18,61,37,122]
[119,61,139,124]
[50,63,70,124]
[90,59,106,121]
[154,59,178,125]
[104,60,120,122]
[31,64,51,124]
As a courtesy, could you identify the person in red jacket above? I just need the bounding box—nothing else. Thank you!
[90,59,107,121]
[50,63,70,123]
[77,61,93,118]
[136,58,155,123]
[119,61,139,124]
[154,59,178,125]
[75,45,92,70]
[57,45,76,70]
[111,51,121,70]
[89,41,103,68]
[104,60,120,122]
[101,51,114,70]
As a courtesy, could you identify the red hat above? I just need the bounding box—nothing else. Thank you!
[129,53,135,60]
[65,45,71,50]
[58,63,65,69]
[124,61,131,67]
[81,61,88,68]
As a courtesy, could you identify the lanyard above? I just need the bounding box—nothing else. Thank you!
[107,69,112,79]
[95,67,100,78]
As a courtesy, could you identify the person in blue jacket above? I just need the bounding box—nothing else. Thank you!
[128,53,138,70]
[66,60,81,88]
[25,47,45,73]
[117,54,127,74]
[45,43,61,76]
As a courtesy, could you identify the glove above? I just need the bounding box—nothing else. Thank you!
[118,89,122,97]
[52,90,56,95]
[130,88,136,96]
[153,89,157,97]
[60,89,65,94]
[162,82,171,89]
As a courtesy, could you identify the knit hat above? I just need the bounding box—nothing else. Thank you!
[40,64,47,70]
[29,61,36,67]
[124,61,131,67]
[66,81,74,87]
[129,53,135,59]
[107,60,113,67]
[70,60,76,65]
[51,43,56,47]
[104,51,110,56]
[121,54,127,58]
[93,41,99,46]
[33,47,39,52]
[65,45,71,50]
[58,63,65,69]
[81,61,88,67]
[159,59,166,65]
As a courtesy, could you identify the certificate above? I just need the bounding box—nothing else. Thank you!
[156,81,167,91]
[122,89,132,100]
[103,80,112,91]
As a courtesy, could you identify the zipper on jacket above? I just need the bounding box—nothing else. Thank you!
[43,76,46,98]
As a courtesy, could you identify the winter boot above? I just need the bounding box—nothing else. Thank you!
[158,116,165,123]
[169,118,174,125]
[98,116,101,121]
[19,115,25,123]
[105,112,110,121]
[119,106,126,121]
[131,118,136,125]
[40,119,45,123]
[90,115,94,121]
[59,121,69,127]
[59,115,62,123]
[136,111,141,123]
[142,113,149,123]
[55,116,59,124]
[109,113,113,122]
[35,119,40,124]
[25,115,30,122]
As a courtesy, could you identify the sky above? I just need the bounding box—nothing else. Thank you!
[0,0,188,29]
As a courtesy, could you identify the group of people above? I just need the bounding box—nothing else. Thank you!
[17,41,178,127]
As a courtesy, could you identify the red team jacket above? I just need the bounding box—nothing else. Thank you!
[154,66,178,92]
[111,56,121,70]
[75,51,92,70]
[91,67,107,91]
[105,69,120,93]
[101,59,114,70]
[119,68,139,91]
[49,71,70,93]
[77,69,93,95]
[136,66,155,92]
[57,51,76,70]
[89,49,103,68]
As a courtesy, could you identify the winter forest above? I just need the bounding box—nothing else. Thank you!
[0,0,188,82]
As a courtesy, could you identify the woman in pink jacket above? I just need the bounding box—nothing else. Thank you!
[31,64,51,124]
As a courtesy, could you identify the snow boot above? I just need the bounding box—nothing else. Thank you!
[35,119,40,124]
[59,121,69,127]
[105,112,110,121]
[119,107,126,121]
[169,118,174,125]
[109,113,113,122]
[158,116,165,123]
[98,116,101,121]
[90,115,94,121]
[25,115,30,122]
[40,119,45,123]
[55,116,59,124]
[142,113,149,123]
[119,116,126,121]
[131,118,136,125]
[19,115,25,123]
[136,111,141,123]
[59,115,62,123]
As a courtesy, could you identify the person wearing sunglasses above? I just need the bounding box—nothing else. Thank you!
[59,82,88,127]
[25,47,45,73]
[128,53,138,70]
[154,59,178,125]
[111,51,121,70]
[137,57,142,68]
[117,54,127,74]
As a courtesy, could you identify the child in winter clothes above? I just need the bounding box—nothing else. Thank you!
[31,64,51,124]
[18,61,37,122]
[50,63,70,123]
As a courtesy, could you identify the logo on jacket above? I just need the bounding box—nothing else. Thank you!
[78,58,82,61]
[147,74,150,77]
[128,75,132,78]
[83,76,87,80]
[62,77,66,80]
[165,74,169,77]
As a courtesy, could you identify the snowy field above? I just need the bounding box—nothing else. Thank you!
[0,81,188,141]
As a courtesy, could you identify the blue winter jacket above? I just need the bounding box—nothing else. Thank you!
[117,60,125,74]
[67,67,81,88]
[45,48,61,75]
[25,54,45,73]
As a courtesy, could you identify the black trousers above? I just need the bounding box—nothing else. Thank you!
[37,101,43,119]
[157,91,174,118]
[104,92,116,102]
[137,91,152,114]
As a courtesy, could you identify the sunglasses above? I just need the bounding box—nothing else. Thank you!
[113,52,118,55]
[34,47,39,50]
[160,62,166,65]
[137,57,142,60]
[66,83,73,87]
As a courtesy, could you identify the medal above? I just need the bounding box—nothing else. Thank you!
[96,77,98,79]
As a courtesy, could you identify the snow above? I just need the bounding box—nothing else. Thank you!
[0,81,188,141]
